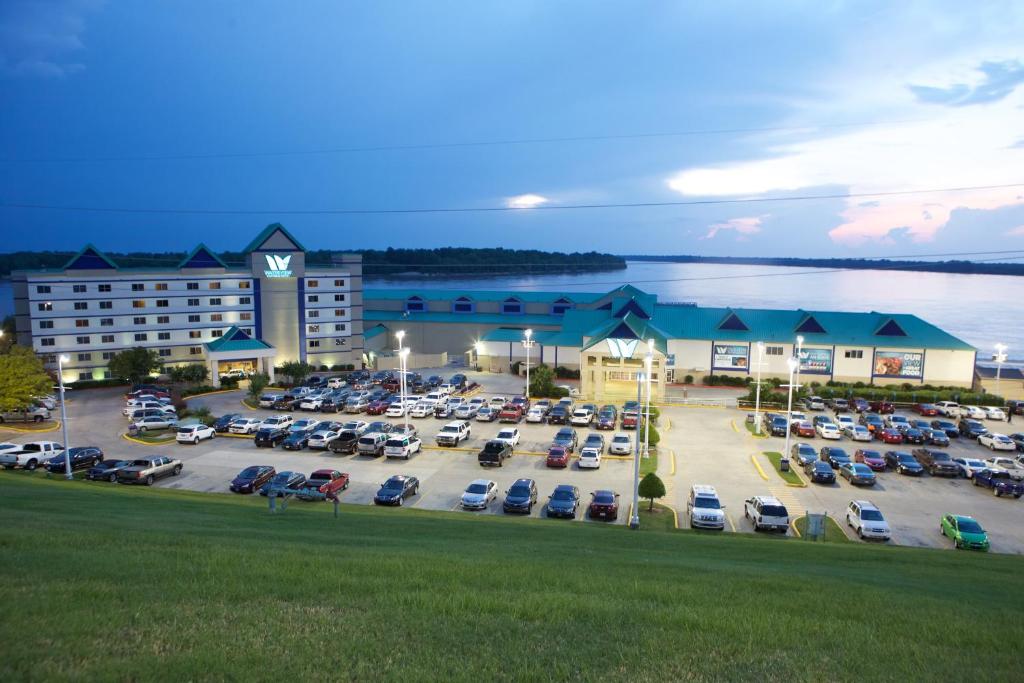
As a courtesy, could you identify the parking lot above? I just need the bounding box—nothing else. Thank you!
[3,372,1022,552]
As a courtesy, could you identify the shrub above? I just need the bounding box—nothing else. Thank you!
[639,421,660,447]
[638,472,666,512]
[330,364,344,371]
[554,366,580,380]
[181,385,218,398]
[66,378,129,390]
[319,365,329,372]
[219,377,239,389]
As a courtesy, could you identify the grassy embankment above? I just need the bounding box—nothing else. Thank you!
[1,473,1022,680]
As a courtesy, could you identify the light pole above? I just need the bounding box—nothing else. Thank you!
[994,343,1008,399]
[629,364,644,530]
[794,335,804,401]
[57,354,72,480]
[399,347,410,433]
[754,341,765,435]
[523,329,534,401]
[782,356,798,466]
[642,340,654,461]
[474,341,484,371]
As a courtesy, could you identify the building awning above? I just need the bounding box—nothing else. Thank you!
[204,326,275,355]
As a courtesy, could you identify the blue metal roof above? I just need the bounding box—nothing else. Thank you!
[363,288,607,304]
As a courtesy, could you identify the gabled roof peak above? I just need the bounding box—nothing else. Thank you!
[63,244,118,271]
[179,243,228,269]
[243,223,306,253]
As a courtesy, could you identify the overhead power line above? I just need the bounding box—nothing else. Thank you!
[3,181,1023,216]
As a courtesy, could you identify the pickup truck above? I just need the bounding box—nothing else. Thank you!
[0,406,52,423]
[499,405,523,423]
[297,469,350,500]
[0,441,64,470]
[973,469,1024,498]
[911,448,960,477]
[384,435,422,460]
[435,421,471,447]
[116,455,182,485]
[328,430,360,454]
[478,440,512,467]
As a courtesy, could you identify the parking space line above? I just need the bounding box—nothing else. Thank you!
[669,449,676,476]
[121,433,172,447]
[730,420,739,433]
[726,514,737,532]
[790,517,802,537]
[750,454,769,480]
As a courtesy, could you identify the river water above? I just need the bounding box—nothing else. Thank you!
[2,262,1021,359]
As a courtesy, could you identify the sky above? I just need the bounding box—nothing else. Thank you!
[1,1,1024,258]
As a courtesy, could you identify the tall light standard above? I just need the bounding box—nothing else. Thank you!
[782,356,799,466]
[794,335,805,401]
[523,329,534,400]
[396,330,405,353]
[57,354,72,480]
[642,339,654,461]
[629,362,644,530]
[753,341,765,435]
[399,347,410,433]
[994,343,1008,398]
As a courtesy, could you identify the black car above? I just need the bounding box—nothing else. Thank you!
[959,420,988,439]
[320,391,350,413]
[254,427,288,447]
[374,475,420,506]
[410,379,426,394]
[85,459,134,482]
[44,446,103,473]
[791,443,818,466]
[902,428,925,445]
[546,484,580,518]
[448,374,467,390]
[230,465,276,493]
[552,427,578,453]
[213,413,242,433]
[328,430,360,454]
[281,431,310,451]
[930,420,960,438]
[259,471,306,497]
[426,375,443,389]
[272,396,300,411]
[884,450,924,475]
[804,461,836,484]
[548,406,569,425]
[503,478,538,514]
[819,446,851,469]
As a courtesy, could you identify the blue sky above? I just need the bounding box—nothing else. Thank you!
[2,1,1023,257]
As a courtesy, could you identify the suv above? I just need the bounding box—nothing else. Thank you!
[502,478,538,514]
[687,485,725,530]
[743,496,789,533]
[846,500,891,541]
[356,433,388,456]
[911,448,959,477]
[435,421,471,447]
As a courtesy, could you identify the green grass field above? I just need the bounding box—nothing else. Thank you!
[2,473,1023,681]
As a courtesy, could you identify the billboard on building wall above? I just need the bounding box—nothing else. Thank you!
[712,344,749,371]
[873,350,923,378]
[798,348,833,375]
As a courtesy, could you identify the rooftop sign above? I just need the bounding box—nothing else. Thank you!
[264,254,293,278]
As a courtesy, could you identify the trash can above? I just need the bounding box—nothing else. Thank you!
[780,457,790,472]
[746,413,755,424]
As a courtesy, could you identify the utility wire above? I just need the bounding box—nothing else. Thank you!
[3,182,1023,216]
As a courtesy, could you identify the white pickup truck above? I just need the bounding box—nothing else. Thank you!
[435,421,472,447]
[0,441,65,470]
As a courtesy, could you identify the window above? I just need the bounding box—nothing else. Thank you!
[334,338,347,346]
[76,336,90,345]
[309,339,321,348]
[551,301,573,315]
[240,312,252,321]
[307,295,319,303]
[334,279,344,287]
[242,328,254,336]
[502,297,523,314]
[188,314,201,323]
[134,333,148,342]
[308,280,319,288]
[158,332,171,341]
[38,302,53,312]
[133,317,147,325]
[190,346,202,355]
[187,298,200,306]
[844,349,864,359]
[132,300,145,309]
[189,331,202,339]
[210,314,223,322]
[209,298,221,306]
[74,302,88,310]
[75,319,89,328]
[239,297,251,305]
[78,372,93,381]
[73,284,87,293]
[102,351,115,360]
[157,315,169,324]
[334,294,346,302]
[765,346,784,356]
[452,296,473,313]
[158,348,172,357]
[155,283,168,291]
[308,324,320,334]
[98,284,111,293]
[239,281,250,289]
[41,338,55,347]
[156,299,169,308]
[99,301,112,309]
[78,353,91,361]
[334,309,346,317]
[101,335,114,343]
[100,318,113,326]
[209,282,221,290]
[307,310,320,318]
[187,282,199,290]
[44,354,57,364]
[131,283,145,292]
[36,285,51,294]
[334,323,346,332]
[405,296,425,312]
[210,330,223,338]
[39,320,53,329]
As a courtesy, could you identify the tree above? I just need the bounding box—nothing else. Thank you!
[528,363,559,398]
[168,364,208,386]
[248,372,270,399]
[279,360,314,386]
[638,472,666,512]
[639,421,660,448]
[0,345,54,412]
[0,316,15,353]
[107,347,161,385]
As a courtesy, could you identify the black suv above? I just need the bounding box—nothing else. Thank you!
[502,478,538,513]
[959,419,988,439]
[548,406,569,425]
[255,427,288,448]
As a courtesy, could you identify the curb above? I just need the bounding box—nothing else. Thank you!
[240,399,259,411]
[660,501,680,529]
[0,420,62,434]
[183,389,242,401]
[219,432,254,440]
[790,517,803,538]
[122,433,174,447]
[749,454,769,480]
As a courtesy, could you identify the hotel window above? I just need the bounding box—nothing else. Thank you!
[452,296,473,313]
[78,372,93,381]
[308,310,320,318]
[240,312,252,321]
[76,337,90,345]
[134,333,148,341]
[101,335,114,344]
[210,314,223,322]
[334,294,346,302]
[100,318,113,326]
[132,300,145,309]
[242,328,254,336]
[156,299,169,308]
[209,282,221,290]
[765,346,784,356]
[239,297,251,305]
[158,348,172,357]
[73,284,87,293]
[98,284,111,292]
[188,314,201,323]
[239,281,250,289]
[41,338,55,347]
[36,285,52,294]
[190,346,202,355]
[308,280,319,288]
[38,302,53,312]
[78,353,91,362]
[209,298,221,306]
[502,297,523,314]
[405,296,425,312]
[334,309,346,317]
[102,351,115,360]
[211,330,223,338]
[133,317,147,325]
[334,279,344,287]
[334,323,346,332]
[39,320,53,329]
[309,339,321,348]
[189,331,201,339]
[308,324,320,334]
[99,301,112,309]
[158,332,170,341]
[187,282,199,290]
[188,298,200,306]
[44,354,56,364]
[307,295,319,303]
[75,319,89,328]
[157,316,170,324]
[334,338,347,347]
[74,302,88,310]
[132,283,145,292]
[155,283,168,291]
[844,349,864,359]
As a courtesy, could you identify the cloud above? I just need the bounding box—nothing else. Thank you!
[0,0,103,78]
[908,60,1024,107]
[1008,225,1024,236]
[505,193,549,209]
[704,215,767,240]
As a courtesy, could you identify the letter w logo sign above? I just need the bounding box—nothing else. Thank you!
[265,254,291,271]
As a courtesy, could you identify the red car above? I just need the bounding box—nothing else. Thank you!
[877,428,904,444]
[854,449,886,471]
[869,400,895,414]
[297,469,349,500]
[912,403,938,416]
[498,404,523,423]
[381,379,401,393]
[791,421,815,438]
[587,490,620,521]
[365,400,390,416]
[621,412,639,430]
[546,446,570,468]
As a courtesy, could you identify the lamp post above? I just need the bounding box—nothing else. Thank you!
[399,347,410,433]
[754,341,765,435]
[782,356,798,466]
[629,364,644,530]
[57,354,72,480]
[642,339,654,461]
[794,335,804,401]
[523,329,534,401]
[474,341,484,371]
[994,343,1008,399]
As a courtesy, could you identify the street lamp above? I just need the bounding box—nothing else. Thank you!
[754,341,765,435]
[994,343,1008,399]
[642,339,654,460]
[399,347,410,434]
[396,330,405,352]
[782,356,799,468]
[629,363,644,530]
[57,354,72,480]
[794,335,805,400]
[523,329,534,401]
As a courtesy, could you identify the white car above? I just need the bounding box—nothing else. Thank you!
[326,377,346,389]
[410,402,434,418]
[228,417,262,434]
[743,496,790,533]
[494,428,521,449]
[570,408,594,426]
[935,401,960,417]
[384,435,422,460]
[687,485,725,530]
[341,420,369,435]
[525,406,546,423]
[556,384,580,397]
[290,418,321,433]
[979,433,1017,451]
[176,424,215,444]
[816,422,841,440]
[578,447,602,469]
[844,425,872,442]
[985,456,1024,480]
[461,479,498,510]
[385,401,410,418]
[959,405,987,420]
[789,411,807,425]
[884,415,909,429]
[609,432,632,455]
[35,395,58,410]
[221,369,248,379]
[469,396,487,409]
[298,395,324,411]
[123,400,175,417]
[258,393,285,408]
[845,500,890,541]
[983,406,1007,421]
[952,457,988,479]
[259,414,293,430]
[836,415,855,430]
[307,430,340,449]
[488,396,507,409]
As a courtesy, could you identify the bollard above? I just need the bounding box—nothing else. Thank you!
[268,493,277,514]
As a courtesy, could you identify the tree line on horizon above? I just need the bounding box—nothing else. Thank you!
[624,254,1024,276]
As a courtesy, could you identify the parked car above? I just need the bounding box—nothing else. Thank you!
[926,430,951,447]
[621,410,638,430]
[435,421,472,447]
[455,403,481,420]
[297,469,350,501]
[853,449,886,471]
[804,460,836,484]
[791,443,818,466]
[609,432,632,455]
[0,441,63,471]
[952,457,988,479]
[374,475,419,506]
[117,455,182,485]
[307,429,340,449]
[959,405,987,420]
[547,406,569,425]
[979,433,1017,451]
[595,407,618,430]
[982,406,1006,421]
[176,424,215,444]
[211,413,242,433]
[820,446,851,469]
[229,417,262,435]
[43,446,103,473]
[868,400,895,414]
[230,465,276,493]
[839,462,876,486]
[356,433,388,457]
[498,404,524,423]
[829,398,850,413]
[259,393,285,408]
[546,484,581,519]
[546,445,570,468]
[475,406,499,422]
[843,425,872,442]
[687,485,726,529]
[552,427,579,453]
[973,469,1024,498]
[850,398,870,413]
[384,435,422,460]
[846,500,890,541]
[254,427,288,448]
[578,448,602,469]
[860,413,884,433]
[327,430,360,454]
[791,421,815,438]
[259,470,306,497]
[281,430,311,451]
[340,420,368,435]
[494,428,521,449]
[929,419,960,438]
[877,428,904,445]
[959,419,988,439]
[461,479,498,510]
[815,422,841,440]
[259,414,293,431]
[911,448,960,477]
[85,459,135,482]
[884,451,924,476]
[129,415,179,434]
[901,427,925,445]
[768,416,788,437]
[478,440,512,467]
[502,478,538,514]
[588,490,620,521]
[912,403,939,417]
[940,514,989,551]
[743,496,789,532]
[804,396,825,411]
[984,457,1024,481]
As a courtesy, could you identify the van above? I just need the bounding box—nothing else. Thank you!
[357,433,388,456]
[687,485,725,530]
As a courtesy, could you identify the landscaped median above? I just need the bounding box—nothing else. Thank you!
[122,432,176,446]
[793,514,853,542]
[0,420,62,434]
[762,451,807,487]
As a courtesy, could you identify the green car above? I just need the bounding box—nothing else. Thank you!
[940,514,989,551]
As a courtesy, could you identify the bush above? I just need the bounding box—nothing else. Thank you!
[181,385,218,398]
[554,366,580,380]
[639,421,660,447]
[219,377,239,389]
[180,405,214,426]
[638,472,666,512]
[330,364,344,371]
[66,378,129,390]
[319,365,329,372]
[702,374,748,387]
[683,375,694,385]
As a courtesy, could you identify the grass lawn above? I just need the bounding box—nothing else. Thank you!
[794,514,853,543]
[125,431,176,444]
[763,451,805,486]
[638,502,677,531]
[639,448,658,476]
[743,419,768,438]
[2,475,1023,680]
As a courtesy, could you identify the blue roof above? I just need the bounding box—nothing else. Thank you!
[365,310,564,326]
[364,324,388,340]
[364,288,607,304]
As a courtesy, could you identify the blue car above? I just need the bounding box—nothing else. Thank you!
[259,471,306,497]
[281,431,310,451]
[927,430,950,447]
[546,484,580,519]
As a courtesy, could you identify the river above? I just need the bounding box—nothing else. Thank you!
[1,262,1020,360]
